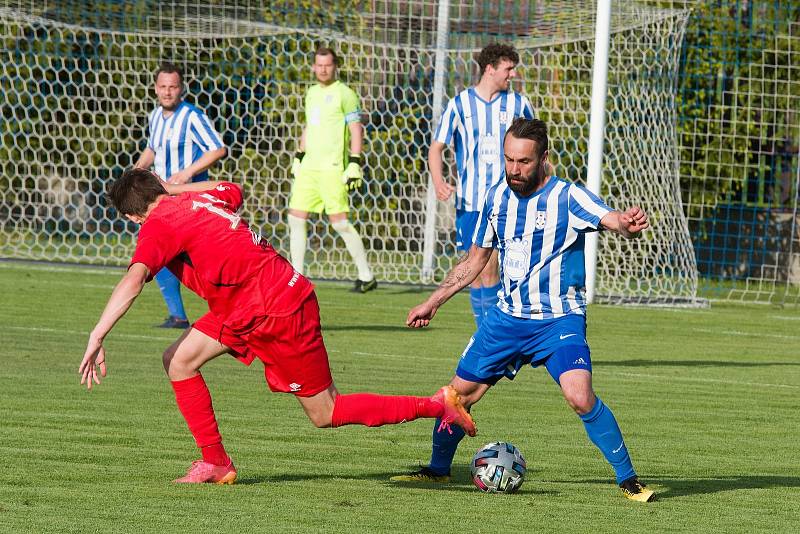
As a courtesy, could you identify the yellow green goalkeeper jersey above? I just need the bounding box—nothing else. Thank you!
[302,80,361,172]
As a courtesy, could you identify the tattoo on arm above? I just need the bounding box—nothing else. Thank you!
[439,253,472,289]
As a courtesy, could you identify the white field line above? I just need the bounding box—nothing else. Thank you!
[769,315,800,321]
[6,325,798,390]
[692,327,800,341]
[0,262,123,276]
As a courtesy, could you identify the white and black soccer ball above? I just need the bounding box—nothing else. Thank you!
[470,441,526,493]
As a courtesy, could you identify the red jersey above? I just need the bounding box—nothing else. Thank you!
[130,183,313,332]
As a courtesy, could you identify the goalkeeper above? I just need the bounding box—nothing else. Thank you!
[288,46,377,293]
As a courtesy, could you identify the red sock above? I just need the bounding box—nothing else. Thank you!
[331,393,443,428]
[171,374,230,465]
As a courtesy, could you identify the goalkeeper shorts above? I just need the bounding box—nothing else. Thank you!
[289,168,349,215]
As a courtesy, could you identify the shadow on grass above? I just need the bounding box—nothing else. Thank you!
[235,464,474,487]
[322,325,411,332]
[554,475,800,499]
[601,359,800,367]
[237,470,800,499]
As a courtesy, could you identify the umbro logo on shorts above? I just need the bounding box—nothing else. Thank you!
[289,383,302,392]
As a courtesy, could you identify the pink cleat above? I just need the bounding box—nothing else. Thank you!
[431,385,477,437]
[173,460,237,485]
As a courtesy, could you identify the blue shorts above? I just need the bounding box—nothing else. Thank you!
[455,209,480,252]
[456,307,592,385]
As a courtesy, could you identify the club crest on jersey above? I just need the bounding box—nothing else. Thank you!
[325,94,334,103]
[499,111,508,124]
[503,238,529,280]
[535,211,547,230]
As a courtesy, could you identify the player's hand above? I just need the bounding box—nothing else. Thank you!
[342,162,363,192]
[79,334,108,390]
[407,301,438,328]
[433,179,455,201]
[167,169,193,185]
[620,206,649,237]
[291,157,302,178]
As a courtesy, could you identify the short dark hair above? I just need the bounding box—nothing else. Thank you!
[477,43,519,74]
[314,46,338,65]
[107,168,167,216]
[155,62,183,83]
[505,118,548,158]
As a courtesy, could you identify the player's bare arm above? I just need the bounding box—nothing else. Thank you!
[134,147,155,170]
[167,146,227,184]
[163,180,238,196]
[600,207,649,239]
[348,120,363,156]
[407,245,493,328]
[427,141,455,201]
[79,263,150,389]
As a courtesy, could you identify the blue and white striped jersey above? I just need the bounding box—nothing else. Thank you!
[147,101,224,182]
[474,176,613,319]
[433,88,534,211]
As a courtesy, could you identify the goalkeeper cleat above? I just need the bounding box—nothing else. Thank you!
[619,476,655,502]
[390,466,451,483]
[156,316,190,329]
[174,460,237,485]
[352,278,378,293]
[431,385,477,437]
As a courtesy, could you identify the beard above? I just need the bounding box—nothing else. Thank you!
[506,168,543,196]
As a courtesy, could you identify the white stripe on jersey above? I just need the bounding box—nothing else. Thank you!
[475,176,612,319]
[433,88,534,212]
[147,102,224,181]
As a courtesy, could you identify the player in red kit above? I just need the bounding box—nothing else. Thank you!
[79,168,475,484]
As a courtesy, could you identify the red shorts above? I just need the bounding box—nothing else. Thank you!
[193,293,333,397]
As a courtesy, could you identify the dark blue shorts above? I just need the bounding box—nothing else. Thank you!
[455,307,592,385]
[455,209,480,252]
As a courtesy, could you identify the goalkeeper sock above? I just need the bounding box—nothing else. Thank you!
[481,282,501,318]
[288,213,307,275]
[331,393,440,427]
[470,287,482,327]
[579,397,635,484]
[331,219,373,281]
[171,374,230,466]
[154,267,187,320]
[429,418,466,475]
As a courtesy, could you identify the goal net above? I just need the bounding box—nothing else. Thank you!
[0,0,700,304]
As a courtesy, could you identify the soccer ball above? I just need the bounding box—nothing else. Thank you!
[470,441,526,493]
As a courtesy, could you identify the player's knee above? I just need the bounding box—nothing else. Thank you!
[564,389,596,415]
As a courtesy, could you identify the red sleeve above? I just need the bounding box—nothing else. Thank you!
[205,182,243,212]
[129,219,182,282]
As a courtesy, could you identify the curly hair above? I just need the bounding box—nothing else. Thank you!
[476,43,519,74]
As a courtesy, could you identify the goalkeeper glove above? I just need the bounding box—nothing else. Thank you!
[291,151,304,178]
[342,154,363,191]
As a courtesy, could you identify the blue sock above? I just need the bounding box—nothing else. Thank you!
[481,282,501,318]
[154,268,187,320]
[579,397,636,484]
[428,418,466,475]
[469,287,482,328]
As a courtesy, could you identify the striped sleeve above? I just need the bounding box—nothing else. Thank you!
[433,97,458,145]
[521,94,535,119]
[188,109,224,151]
[146,108,157,150]
[473,187,498,248]
[568,184,613,231]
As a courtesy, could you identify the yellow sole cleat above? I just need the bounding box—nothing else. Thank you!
[619,476,655,502]
[390,467,451,483]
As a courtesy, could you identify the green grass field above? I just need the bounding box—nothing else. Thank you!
[1,260,798,533]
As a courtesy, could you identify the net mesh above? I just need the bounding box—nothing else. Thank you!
[0,1,700,304]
